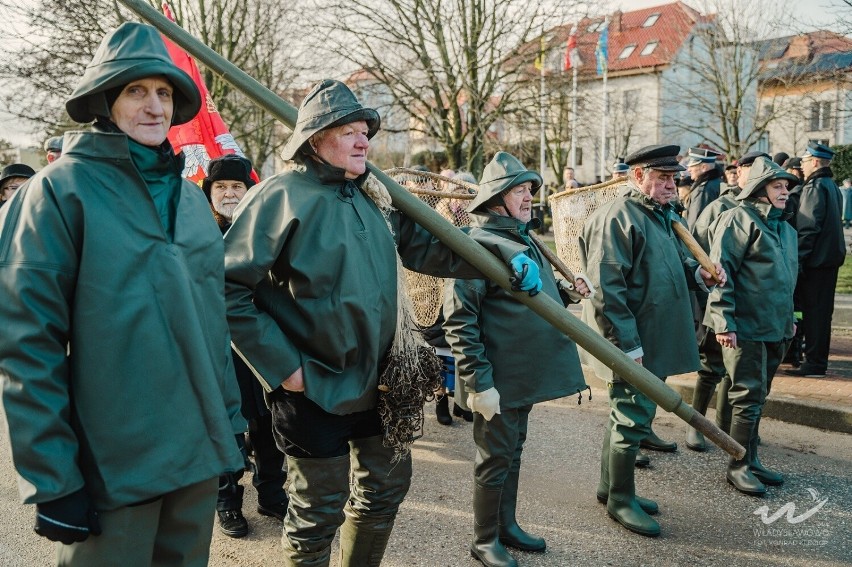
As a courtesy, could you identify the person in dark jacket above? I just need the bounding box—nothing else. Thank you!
[682,147,723,228]
[705,157,799,495]
[0,163,35,207]
[443,152,591,567]
[0,23,244,565]
[786,142,846,378]
[222,80,539,567]
[579,144,725,538]
[202,154,289,538]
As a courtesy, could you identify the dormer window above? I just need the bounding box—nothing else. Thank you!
[640,41,658,55]
[618,44,636,59]
[643,14,660,27]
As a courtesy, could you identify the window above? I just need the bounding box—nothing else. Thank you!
[618,45,636,59]
[640,41,658,56]
[643,14,660,27]
[576,148,583,166]
[810,102,832,131]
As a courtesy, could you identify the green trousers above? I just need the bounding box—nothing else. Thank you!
[722,340,785,423]
[607,381,658,451]
[472,405,532,487]
[56,477,218,567]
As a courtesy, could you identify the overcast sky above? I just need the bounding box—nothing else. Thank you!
[1,0,849,147]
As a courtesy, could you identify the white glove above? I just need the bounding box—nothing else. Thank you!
[468,387,501,421]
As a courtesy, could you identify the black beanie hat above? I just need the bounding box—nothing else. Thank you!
[201,154,255,200]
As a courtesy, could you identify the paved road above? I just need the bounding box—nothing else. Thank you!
[1,397,850,567]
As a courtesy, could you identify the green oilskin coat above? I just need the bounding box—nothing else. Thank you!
[0,130,245,510]
[442,213,586,409]
[692,184,741,253]
[578,184,701,382]
[704,160,798,341]
[223,158,521,416]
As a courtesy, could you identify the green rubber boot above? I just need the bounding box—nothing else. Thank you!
[596,422,658,514]
[726,419,766,497]
[498,470,545,552]
[606,449,660,537]
[686,379,716,451]
[471,483,517,567]
[640,424,678,452]
[749,420,783,486]
[282,454,351,567]
[338,435,412,567]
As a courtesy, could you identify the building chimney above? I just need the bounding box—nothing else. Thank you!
[611,10,623,33]
[786,35,812,59]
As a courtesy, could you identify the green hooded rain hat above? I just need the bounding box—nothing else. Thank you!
[467,151,542,213]
[65,22,201,126]
[280,79,380,161]
[737,156,800,200]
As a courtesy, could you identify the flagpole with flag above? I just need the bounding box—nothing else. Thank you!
[159,2,258,184]
[564,25,581,171]
[595,18,609,183]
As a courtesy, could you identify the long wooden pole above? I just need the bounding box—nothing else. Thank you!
[117,0,743,459]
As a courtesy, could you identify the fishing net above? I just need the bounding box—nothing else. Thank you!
[549,178,627,272]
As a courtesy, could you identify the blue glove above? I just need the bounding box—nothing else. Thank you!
[509,253,543,296]
[34,489,101,544]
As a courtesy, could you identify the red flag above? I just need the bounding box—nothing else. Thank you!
[564,25,581,71]
[160,3,259,184]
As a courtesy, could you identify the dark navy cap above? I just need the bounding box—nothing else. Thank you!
[612,162,629,174]
[44,136,63,152]
[624,144,685,172]
[802,141,834,161]
[0,163,36,187]
[783,157,802,170]
[738,151,770,167]
[725,162,738,171]
[685,147,721,167]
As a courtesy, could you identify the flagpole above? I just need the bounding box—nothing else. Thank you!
[600,68,607,183]
[570,65,577,170]
[540,46,547,207]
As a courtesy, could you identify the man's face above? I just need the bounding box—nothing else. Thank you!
[687,162,710,180]
[46,150,61,164]
[736,164,752,186]
[210,180,248,220]
[313,120,369,180]
[801,156,822,178]
[725,169,738,186]
[635,167,677,205]
[109,77,174,147]
[761,179,790,209]
[1,177,28,201]
[564,167,575,180]
[500,181,534,222]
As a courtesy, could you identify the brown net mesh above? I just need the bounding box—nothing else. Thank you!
[386,168,476,327]
[549,178,628,272]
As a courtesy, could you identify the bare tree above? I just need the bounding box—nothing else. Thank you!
[0,0,304,171]
[306,0,580,176]
[660,0,795,158]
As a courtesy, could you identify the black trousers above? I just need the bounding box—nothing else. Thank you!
[798,266,839,372]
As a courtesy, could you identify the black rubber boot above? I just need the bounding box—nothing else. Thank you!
[726,419,767,496]
[596,421,658,514]
[338,435,412,567]
[686,380,716,451]
[470,483,517,567]
[436,395,453,426]
[634,452,651,468]
[606,449,660,537]
[749,420,783,486]
[217,472,248,538]
[453,402,474,422]
[498,471,545,552]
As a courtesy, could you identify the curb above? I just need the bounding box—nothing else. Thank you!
[582,370,852,435]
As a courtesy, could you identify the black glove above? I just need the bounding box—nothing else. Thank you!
[34,489,101,544]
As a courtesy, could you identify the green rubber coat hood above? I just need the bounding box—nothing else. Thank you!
[737,157,800,201]
[467,152,542,214]
[66,22,201,125]
[280,79,380,161]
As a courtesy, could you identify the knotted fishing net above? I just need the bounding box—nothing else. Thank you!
[362,168,475,462]
[549,178,626,272]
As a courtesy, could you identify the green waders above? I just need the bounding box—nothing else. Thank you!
[596,417,658,514]
[604,382,661,537]
[687,331,732,451]
[749,341,786,486]
[338,435,412,567]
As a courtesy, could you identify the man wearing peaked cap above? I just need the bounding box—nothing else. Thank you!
[785,141,845,378]
[611,161,629,180]
[0,163,35,207]
[0,22,245,564]
[578,144,726,537]
[44,136,63,163]
[682,147,723,228]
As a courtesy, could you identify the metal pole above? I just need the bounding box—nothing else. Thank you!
[117,0,744,459]
[539,51,547,207]
[570,66,578,171]
[600,70,607,183]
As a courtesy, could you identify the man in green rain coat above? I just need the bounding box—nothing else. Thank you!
[0,23,245,565]
[579,145,725,538]
[443,152,591,567]
[223,80,539,567]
